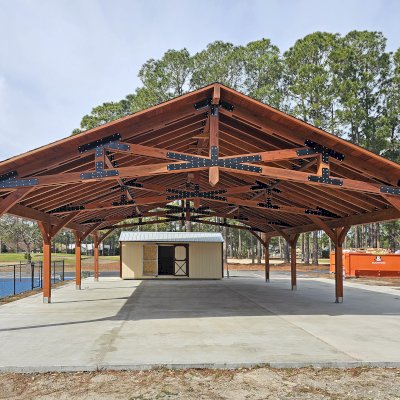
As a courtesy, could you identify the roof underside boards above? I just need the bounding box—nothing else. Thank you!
[0,83,399,238]
[119,231,224,243]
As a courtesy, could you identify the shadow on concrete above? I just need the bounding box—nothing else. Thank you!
[1,273,400,333]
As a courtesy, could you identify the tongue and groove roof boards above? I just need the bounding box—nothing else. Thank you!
[0,82,399,238]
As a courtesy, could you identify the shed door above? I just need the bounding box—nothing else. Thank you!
[174,245,189,276]
[143,245,158,276]
[158,245,175,275]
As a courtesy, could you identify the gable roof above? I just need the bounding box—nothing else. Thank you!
[119,231,224,243]
[0,83,399,238]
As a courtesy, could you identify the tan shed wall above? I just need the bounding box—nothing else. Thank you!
[121,242,143,279]
[189,243,222,279]
[121,241,222,279]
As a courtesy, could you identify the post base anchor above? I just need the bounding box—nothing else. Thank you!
[335,296,343,303]
[43,297,51,304]
[76,285,81,290]
[291,285,297,291]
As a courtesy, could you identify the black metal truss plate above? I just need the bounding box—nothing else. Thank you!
[112,199,135,206]
[250,180,281,192]
[80,170,119,179]
[194,97,234,112]
[78,133,121,153]
[380,185,400,196]
[257,202,280,209]
[296,148,319,157]
[49,204,85,214]
[304,140,345,161]
[0,170,18,181]
[164,205,212,215]
[166,187,227,201]
[104,141,130,151]
[308,175,343,186]
[0,177,39,188]
[219,99,234,112]
[123,179,144,188]
[305,207,339,218]
[166,147,262,172]
[194,97,211,110]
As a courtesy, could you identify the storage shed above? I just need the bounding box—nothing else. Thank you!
[119,231,224,279]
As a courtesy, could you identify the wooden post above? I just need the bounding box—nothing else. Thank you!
[93,232,99,282]
[74,232,82,290]
[38,222,52,303]
[289,234,299,290]
[335,242,343,303]
[264,237,270,282]
[290,242,297,290]
[333,226,350,303]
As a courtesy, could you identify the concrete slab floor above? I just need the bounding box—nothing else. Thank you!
[0,271,400,372]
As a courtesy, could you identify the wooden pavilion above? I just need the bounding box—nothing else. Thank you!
[0,83,399,303]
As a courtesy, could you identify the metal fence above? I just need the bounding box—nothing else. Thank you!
[0,260,65,299]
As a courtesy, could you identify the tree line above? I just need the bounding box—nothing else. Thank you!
[0,31,399,263]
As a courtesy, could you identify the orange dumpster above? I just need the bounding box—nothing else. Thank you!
[330,252,400,277]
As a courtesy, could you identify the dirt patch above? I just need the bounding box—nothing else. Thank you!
[1,367,399,400]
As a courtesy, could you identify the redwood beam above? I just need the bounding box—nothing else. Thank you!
[307,215,336,242]
[383,195,400,211]
[51,211,80,237]
[0,188,33,216]
[98,228,115,244]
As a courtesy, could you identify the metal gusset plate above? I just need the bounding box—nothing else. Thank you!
[380,185,400,196]
[250,180,281,192]
[167,146,262,173]
[257,202,280,209]
[305,207,339,218]
[80,170,119,179]
[193,97,234,112]
[0,170,39,188]
[303,140,345,161]
[0,177,39,188]
[78,133,122,153]
[166,185,227,201]
[49,204,85,214]
[123,179,144,188]
[308,175,343,186]
[164,205,212,215]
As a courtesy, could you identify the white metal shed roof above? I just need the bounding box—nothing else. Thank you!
[119,231,224,243]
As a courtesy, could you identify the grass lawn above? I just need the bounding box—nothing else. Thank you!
[0,252,119,265]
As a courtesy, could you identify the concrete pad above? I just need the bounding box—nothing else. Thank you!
[0,272,400,372]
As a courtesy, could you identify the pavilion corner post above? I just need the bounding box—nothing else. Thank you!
[264,236,270,282]
[333,226,351,303]
[289,234,300,291]
[73,232,82,290]
[37,222,52,304]
[93,232,99,282]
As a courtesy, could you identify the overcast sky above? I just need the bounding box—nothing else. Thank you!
[0,0,399,160]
